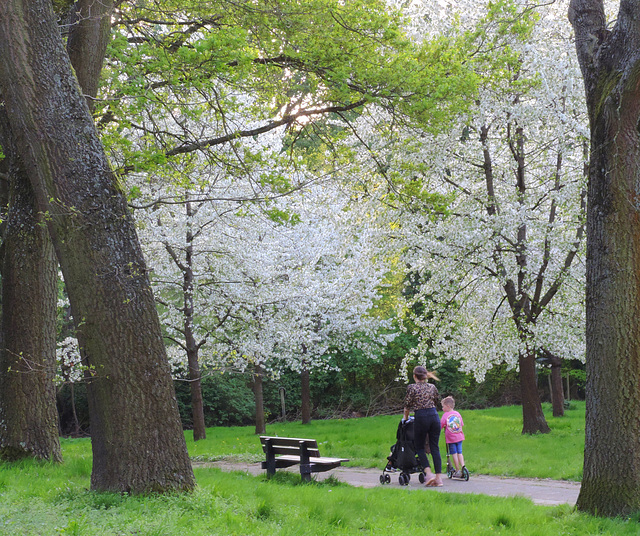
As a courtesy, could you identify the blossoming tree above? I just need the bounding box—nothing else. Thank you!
[345,0,588,433]
[136,159,392,434]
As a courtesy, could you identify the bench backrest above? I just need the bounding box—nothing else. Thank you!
[260,436,321,457]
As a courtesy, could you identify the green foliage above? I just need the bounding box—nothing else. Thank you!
[56,383,90,436]
[263,207,301,225]
[174,373,256,427]
[460,365,522,409]
[96,0,538,179]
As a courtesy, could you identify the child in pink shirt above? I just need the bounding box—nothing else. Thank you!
[441,396,466,477]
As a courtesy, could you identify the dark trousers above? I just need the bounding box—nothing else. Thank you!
[414,408,442,473]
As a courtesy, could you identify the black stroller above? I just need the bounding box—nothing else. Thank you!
[380,418,425,486]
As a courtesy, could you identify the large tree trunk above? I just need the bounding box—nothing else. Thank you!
[570,0,640,516]
[0,0,114,463]
[0,121,61,462]
[518,350,550,434]
[0,0,194,492]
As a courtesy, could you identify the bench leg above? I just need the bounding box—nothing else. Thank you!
[265,439,276,478]
[300,463,313,482]
[300,441,312,482]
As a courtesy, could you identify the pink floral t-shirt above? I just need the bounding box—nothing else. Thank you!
[441,410,465,444]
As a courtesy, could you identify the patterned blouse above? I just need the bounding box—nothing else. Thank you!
[403,382,439,411]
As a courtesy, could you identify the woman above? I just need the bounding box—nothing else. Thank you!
[403,365,443,486]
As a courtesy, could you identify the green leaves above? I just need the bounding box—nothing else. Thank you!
[95,0,542,204]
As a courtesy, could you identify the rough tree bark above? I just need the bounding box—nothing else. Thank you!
[66,0,114,113]
[0,0,115,465]
[0,0,194,492]
[0,113,62,462]
[569,0,640,516]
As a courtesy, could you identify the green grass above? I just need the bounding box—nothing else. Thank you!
[2,401,637,535]
[187,402,585,481]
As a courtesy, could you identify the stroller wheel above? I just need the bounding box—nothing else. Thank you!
[399,473,409,486]
[385,474,391,484]
[380,474,385,484]
[418,472,425,484]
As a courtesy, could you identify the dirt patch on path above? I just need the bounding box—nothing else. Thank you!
[193,461,580,506]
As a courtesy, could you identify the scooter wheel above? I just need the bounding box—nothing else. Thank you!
[462,467,470,481]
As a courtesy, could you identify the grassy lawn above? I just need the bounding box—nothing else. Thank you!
[186,402,585,480]
[2,401,639,535]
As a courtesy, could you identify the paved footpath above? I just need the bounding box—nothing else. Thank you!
[193,461,581,507]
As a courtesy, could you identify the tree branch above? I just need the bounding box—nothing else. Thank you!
[568,0,608,95]
[117,99,367,175]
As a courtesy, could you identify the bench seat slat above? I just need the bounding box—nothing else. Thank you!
[264,445,321,457]
[274,455,350,464]
[260,436,319,448]
[261,459,301,470]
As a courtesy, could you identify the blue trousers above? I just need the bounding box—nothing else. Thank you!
[414,408,442,473]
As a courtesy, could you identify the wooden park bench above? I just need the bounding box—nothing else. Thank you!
[259,436,349,481]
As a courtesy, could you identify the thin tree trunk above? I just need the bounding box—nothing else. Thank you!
[253,367,266,435]
[549,357,565,418]
[0,0,194,492]
[183,202,206,441]
[301,367,311,425]
[518,350,550,434]
[186,342,206,441]
[70,383,81,437]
